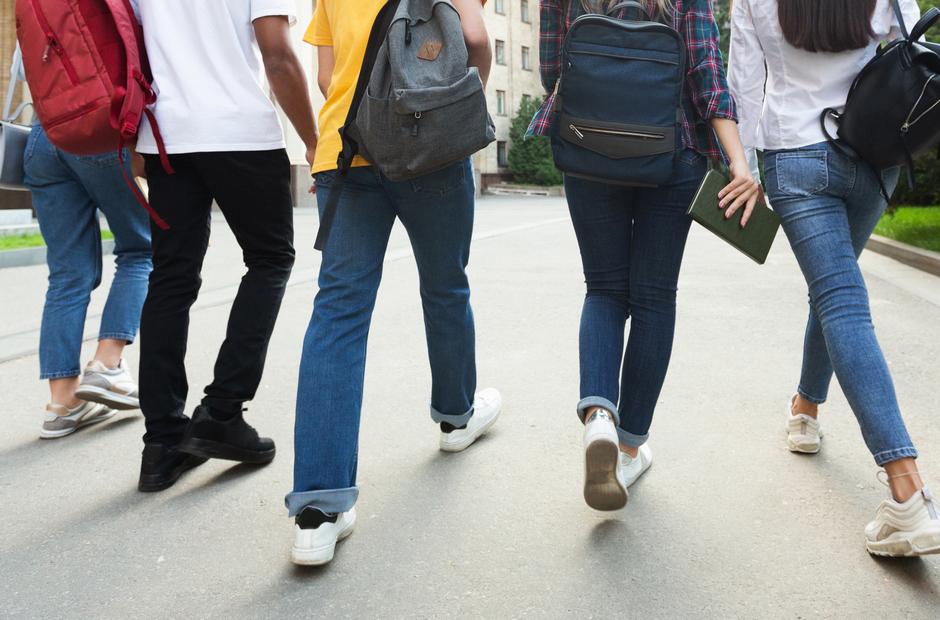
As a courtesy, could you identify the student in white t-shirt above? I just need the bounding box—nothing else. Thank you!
[134,0,318,493]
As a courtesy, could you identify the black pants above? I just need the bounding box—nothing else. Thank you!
[139,150,295,445]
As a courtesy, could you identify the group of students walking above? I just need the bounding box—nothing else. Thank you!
[20,0,939,567]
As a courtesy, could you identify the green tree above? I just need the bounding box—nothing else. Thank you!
[507,97,563,186]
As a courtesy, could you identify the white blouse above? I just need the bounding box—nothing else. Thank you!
[728,0,921,157]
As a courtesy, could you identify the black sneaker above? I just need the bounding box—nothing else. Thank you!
[177,405,276,464]
[138,443,208,492]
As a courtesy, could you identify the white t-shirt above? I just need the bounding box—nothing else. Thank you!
[137,0,297,154]
[729,0,921,154]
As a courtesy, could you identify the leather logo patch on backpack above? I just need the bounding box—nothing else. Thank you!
[417,40,443,61]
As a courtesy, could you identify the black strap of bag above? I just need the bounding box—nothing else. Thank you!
[605,1,651,20]
[314,0,403,252]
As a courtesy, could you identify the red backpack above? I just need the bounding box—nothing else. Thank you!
[15,0,171,228]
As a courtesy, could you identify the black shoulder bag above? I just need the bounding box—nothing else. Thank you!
[821,0,940,193]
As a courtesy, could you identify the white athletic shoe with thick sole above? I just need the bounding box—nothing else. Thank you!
[439,388,502,453]
[74,359,140,410]
[865,487,940,557]
[291,508,357,566]
[40,402,116,439]
[583,408,627,511]
[786,397,821,454]
[619,444,652,488]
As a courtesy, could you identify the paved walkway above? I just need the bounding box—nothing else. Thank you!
[1,197,939,618]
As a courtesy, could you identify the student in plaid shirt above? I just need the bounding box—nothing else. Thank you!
[536,1,761,512]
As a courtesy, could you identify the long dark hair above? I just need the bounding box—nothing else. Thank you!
[778,0,877,53]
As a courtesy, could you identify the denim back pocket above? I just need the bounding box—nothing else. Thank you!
[770,150,829,198]
[410,161,467,197]
[75,151,122,168]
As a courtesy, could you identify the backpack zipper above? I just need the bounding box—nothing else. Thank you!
[569,124,664,141]
[30,0,80,86]
[412,111,422,137]
[569,50,678,66]
[43,101,98,130]
[901,75,939,134]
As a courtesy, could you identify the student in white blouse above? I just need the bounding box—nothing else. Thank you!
[729,0,940,558]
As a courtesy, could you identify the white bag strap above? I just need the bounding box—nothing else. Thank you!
[4,46,30,123]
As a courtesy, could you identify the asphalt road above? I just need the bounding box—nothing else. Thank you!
[1,197,939,618]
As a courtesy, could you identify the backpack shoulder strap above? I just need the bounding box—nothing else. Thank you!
[315,0,403,252]
[890,0,911,39]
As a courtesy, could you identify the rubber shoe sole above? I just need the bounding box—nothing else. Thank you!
[177,437,276,465]
[866,526,940,558]
[787,437,820,454]
[291,519,356,566]
[74,384,140,411]
[584,438,628,511]
[39,408,117,439]
[138,455,209,493]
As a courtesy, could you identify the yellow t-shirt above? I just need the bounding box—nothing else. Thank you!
[306,0,485,174]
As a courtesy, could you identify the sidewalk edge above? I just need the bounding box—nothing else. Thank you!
[866,234,940,279]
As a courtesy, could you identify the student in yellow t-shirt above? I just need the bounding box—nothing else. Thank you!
[287,0,500,567]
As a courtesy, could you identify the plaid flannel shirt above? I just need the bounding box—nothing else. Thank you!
[527,0,737,161]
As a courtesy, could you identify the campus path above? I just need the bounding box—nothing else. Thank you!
[1,197,939,619]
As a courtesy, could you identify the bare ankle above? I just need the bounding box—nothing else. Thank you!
[621,444,638,458]
[883,458,924,503]
[791,394,819,419]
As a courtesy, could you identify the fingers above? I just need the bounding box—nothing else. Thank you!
[740,195,757,228]
[724,183,760,223]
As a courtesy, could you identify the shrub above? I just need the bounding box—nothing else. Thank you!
[507,97,563,187]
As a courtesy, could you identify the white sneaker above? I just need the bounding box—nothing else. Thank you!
[786,396,821,454]
[865,487,940,557]
[619,444,653,488]
[291,508,357,566]
[40,401,116,439]
[582,408,627,511]
[74,359,140,410]
[439,388,502,453]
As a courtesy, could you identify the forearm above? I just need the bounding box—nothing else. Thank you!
[468,41,492,88]
[266,57,319,150]
[711,118,747,166]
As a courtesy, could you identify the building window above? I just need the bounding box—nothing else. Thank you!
[521,0,531,23]
[497,141,509,168]
[521,46,531,71]
[521,94,532,107]
[495,0,505,14]
[495,40,506,65]
[496,90,507,116]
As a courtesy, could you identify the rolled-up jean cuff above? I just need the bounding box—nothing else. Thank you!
[285,487,359,517]
[99,332,136,344]
[577,397,620,426]
[797,387,827,405]
[872,447,918,467]
[430,403,474,427]
[617,428,649,448]
[40,369,81,381]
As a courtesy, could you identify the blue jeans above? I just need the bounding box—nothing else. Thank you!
[23,126,152,380]
[765,142,916,466]
[564,150,707,447]
[287,160,477,516]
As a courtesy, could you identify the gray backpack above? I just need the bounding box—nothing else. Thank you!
[315,0,495,251]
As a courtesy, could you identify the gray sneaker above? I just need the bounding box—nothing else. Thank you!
[74,359,140,410]
[41,402,116,439]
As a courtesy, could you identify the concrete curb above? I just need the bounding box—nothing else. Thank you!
[866,234,940,278]
[0,239,115,270]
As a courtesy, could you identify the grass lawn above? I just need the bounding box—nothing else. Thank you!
[875,207,940,253]
[0,230,114,252]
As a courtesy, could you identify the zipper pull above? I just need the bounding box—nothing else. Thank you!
[901,123,910,134]
[405,22,412,46]
[569,124,584,140]
[412,111,422,137]
[42,42,51,63]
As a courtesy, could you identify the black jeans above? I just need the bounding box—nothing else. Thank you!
[139,150,295,445]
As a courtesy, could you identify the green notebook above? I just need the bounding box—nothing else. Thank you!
[687,169,781,265]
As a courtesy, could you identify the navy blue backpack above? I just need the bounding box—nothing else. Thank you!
[551,0,684,186]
